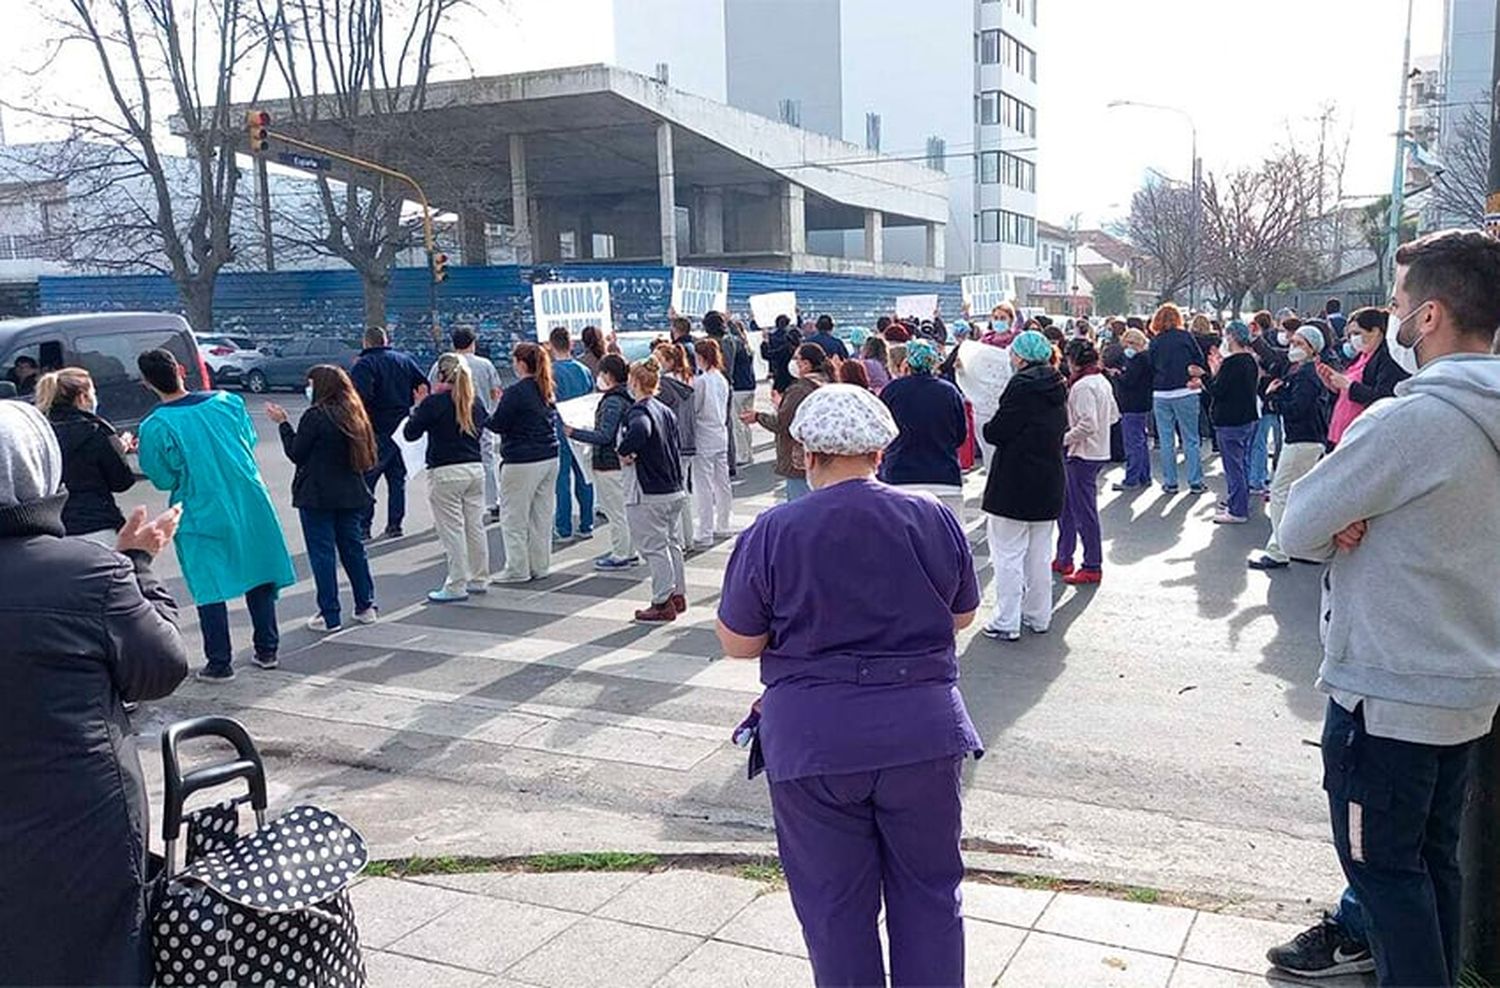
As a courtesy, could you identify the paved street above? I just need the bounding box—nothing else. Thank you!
[135,392,1344,926]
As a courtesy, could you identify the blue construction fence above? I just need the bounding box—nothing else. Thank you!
[38,263,963,363]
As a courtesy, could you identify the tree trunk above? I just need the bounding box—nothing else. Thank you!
[362,272,390,329]
[179,277,216,334]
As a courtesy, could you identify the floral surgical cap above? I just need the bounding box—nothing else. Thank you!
[1011,330,1053,364]
[905,339,940,373]
[789,383,900,456]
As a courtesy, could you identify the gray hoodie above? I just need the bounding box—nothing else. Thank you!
[1279,354,1500,727]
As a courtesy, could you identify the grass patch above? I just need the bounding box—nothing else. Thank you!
[1125,887,1160,905]
[737,859,785,886]
[523,852,659,873]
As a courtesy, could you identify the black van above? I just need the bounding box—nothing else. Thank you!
[0,312,209,430]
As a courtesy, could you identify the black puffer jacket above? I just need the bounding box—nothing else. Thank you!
[981,364,1069,522]
[0,493,188,986]
[49,405,136,535]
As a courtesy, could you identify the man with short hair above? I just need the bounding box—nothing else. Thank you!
[351,326,428,540]
[1325,297,1347,341]
[670,316,699,373]
[431,326,503,520]
[1268,229,1500,985]
[549,326,596,543]
[136,348,295,681]
[806,314,849,361]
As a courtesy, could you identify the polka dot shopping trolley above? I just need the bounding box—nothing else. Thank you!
[151,716,368,987]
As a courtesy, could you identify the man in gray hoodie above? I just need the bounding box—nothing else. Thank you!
[1271,229,1500,987]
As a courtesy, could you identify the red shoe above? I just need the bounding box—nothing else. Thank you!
[1051,560,1075,576]
[1063,568,1102,586]
[670,593,687,614]
[634,602,677,623]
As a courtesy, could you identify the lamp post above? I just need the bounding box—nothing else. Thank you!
[1107,100,1200,312]
[1384,0,1416,290]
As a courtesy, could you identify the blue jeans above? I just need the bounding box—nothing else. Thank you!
[1121,411,1152,486]
[299,508,375,628]
[197,582,279,671]
[1332,886,1368,944]
[554,438,595,538]
[1323,699,1474,986]
[362,432,406,535]
[1250,412,1280,491]
[1152,393,1204,489]
[1214,423,1256,518]
[784,476,811,501]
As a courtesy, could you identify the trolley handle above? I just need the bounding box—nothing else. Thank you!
[160,716,268,843]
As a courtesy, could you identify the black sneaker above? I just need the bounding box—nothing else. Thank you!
[1248,555,1290,571]
[251,653,279,670]
[194,666,236,682]
[381,527,404,540]
[1189,483,1209,494]
[1266,914,1374,977]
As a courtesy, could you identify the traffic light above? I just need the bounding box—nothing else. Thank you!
[245,109,270,153]
[431,251,448,283]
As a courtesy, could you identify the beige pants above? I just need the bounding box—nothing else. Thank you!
[495,458,559,582]
[1263,441,1325,563]
[732,391,756,466]
[986,515,1054,634]
[593,468,634,561]
[428,463,489,593]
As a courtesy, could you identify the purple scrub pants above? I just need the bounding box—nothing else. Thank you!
[1056,457,1105,571]
[769,756,966,987]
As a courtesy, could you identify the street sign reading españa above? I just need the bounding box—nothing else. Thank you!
[532,280,613,340]
[276,151,332,172]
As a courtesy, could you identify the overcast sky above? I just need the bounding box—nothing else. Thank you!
[1,0,1449,230]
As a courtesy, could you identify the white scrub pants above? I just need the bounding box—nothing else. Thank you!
[986,514,1054,634]
[692,449,733,541]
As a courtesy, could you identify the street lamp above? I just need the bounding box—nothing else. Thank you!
[1107,99,1201,312]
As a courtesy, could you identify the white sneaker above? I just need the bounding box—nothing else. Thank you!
[306,615,340,633]
[980,624,1021,642]
[1213,511,1248,525]
[353,607,379,624]
[465,581,490,594]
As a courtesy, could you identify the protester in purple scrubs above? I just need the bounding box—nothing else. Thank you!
[717,384,982,988]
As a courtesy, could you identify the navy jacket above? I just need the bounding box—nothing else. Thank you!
[571,385,632,471]
[805,331,849,361]
[617,396,684,496]
[1264,362,1327,445]
[486,377,559,464]
[762,328,800,393]
[404,392,487,468]
[878,373,967,487]
[1147,330,1204,392]
[724,333,758,391]
[1116,351,1155,413]
[351,346,428,436]
[1205,352,1259,428]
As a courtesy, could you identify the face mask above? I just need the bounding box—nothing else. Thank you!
[1277,331,1290,347]
[1387,301,1432,376]
[84,394,99,415]
[1124,347,1138,359]
[1219,339,1232,357]
[305,383,315,403]
[992,320,1011,334]
[596,376,609,392]
[1288,345,1311,363]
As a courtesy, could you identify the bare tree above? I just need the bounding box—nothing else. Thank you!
[1428,104,1488,228]
[1126,177,1194,304]
[8,0,270,331]
[255,0,466,328]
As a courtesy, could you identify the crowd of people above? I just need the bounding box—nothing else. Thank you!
[5,226,1498,987]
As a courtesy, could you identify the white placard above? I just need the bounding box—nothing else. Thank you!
[556,391,604,484]
[671,266,729,318]
[392,416,427,477]
[532,280,613,340]
[961,274,1010,317]
[748,291,797,329]
[895,294,938,321]
[953,340,1014,428]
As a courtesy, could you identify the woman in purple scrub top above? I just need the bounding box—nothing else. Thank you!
[716,383,983,988]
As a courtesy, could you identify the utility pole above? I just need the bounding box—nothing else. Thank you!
[254,154,275,272]
[1384,0,1416,287]
[1189,146,1201,314]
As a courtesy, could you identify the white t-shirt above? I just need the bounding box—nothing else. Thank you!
[693,370,731,456]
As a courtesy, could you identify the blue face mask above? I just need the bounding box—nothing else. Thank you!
[1341,340,1358,360]
[1123,347,1138,359]
[992,319,1011,334]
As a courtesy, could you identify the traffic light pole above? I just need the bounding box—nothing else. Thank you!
[256,125,442,340]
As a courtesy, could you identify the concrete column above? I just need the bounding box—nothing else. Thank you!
[926,221,946,271]
[780,182,806,255]
[864,210,884,264]
[692,187,726,255]
[656,121,678,266]
[458,208,489,266]
[509,134,534,264]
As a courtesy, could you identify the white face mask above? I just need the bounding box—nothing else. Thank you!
[596,376,609,392]
[82,391,98,415]
[1123,347,1138,359]
[1219,338,1232,357]
[1288,345,1311,363]
[305,383,315,403]
[1387,300,1432,376]
[1277,331,1290,347]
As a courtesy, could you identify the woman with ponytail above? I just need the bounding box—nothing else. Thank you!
[266,365,380,630]
[405,353,491,601]
[35,368,137,545]
[488,341,561,584]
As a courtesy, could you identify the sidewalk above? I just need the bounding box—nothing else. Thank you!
[350,867,1372,988]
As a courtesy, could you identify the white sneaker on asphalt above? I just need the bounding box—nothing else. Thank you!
[306,615,340,633]
[1212,512,1248,525]
[465,581,490,594]
[980,624,1021,642]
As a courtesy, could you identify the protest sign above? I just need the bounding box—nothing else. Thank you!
[671,266,729,318]
[961,274,1010,317]
[556,392,604,484]
[748,291,797,329]
[532,280,613,340]
[895,294,938,320]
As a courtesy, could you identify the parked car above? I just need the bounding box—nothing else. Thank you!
[195,333,263,377]
[0,312,208,430]
[214,337,358,393]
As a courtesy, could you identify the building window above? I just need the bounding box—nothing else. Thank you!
[980,210,1000,243]
[979,30,1036,80]
[980,151,1035,191]
[926,136,946,172]
[1000,92,1036,136]
[982,209,1035,247]
[979,30,1000,65]
[1011,0,1037,23]
[866,112,881,152]
[977,91,1000,125]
